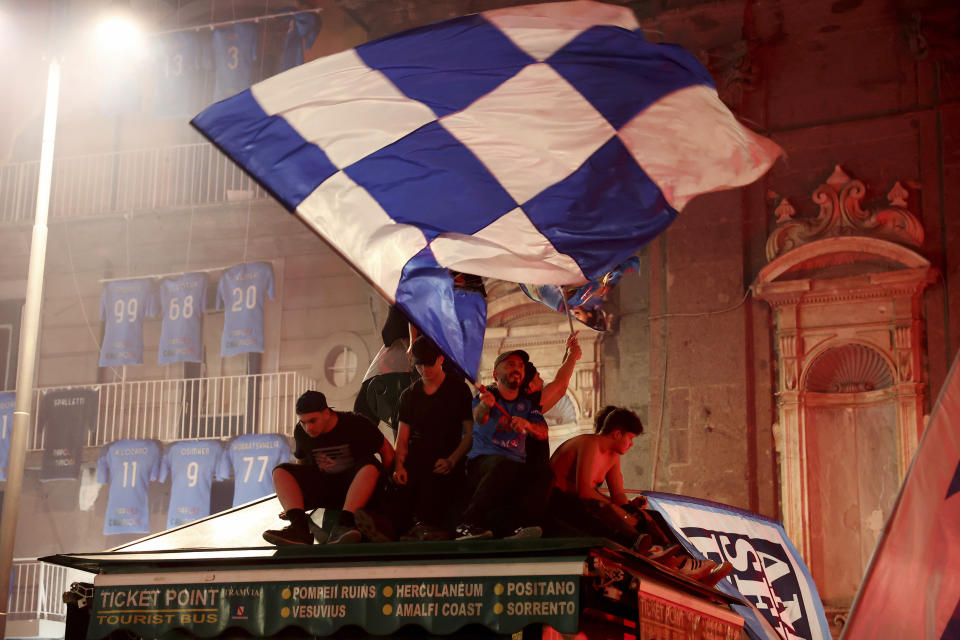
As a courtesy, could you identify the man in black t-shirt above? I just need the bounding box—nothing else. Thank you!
[384,337,473,540]
[262,390,395,546]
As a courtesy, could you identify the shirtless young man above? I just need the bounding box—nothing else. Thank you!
[549,406,732,587]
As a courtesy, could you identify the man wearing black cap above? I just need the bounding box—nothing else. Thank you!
[454,349,550,540]
[262,390,394,545]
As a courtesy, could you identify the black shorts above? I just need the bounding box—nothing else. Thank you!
[275,459,382,510]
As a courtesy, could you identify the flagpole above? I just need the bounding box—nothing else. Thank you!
[0,56,60,639]
[558,286,576,336]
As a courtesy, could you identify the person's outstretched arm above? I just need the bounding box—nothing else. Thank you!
[540,332,582,412]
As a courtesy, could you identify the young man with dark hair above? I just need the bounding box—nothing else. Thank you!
[262,390,394,546]
[359,336,473,541]
[549,406,732,587]
[455,350,551,540]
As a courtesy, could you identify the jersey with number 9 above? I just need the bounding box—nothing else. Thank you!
[159,439,223,528]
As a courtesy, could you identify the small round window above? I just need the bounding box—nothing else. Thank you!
[325,345,359,388]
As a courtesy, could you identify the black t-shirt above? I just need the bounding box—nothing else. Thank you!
[397,373,472,470]
[293,410,384,475]
[39,388,99,481]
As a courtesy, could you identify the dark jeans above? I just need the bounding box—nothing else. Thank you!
[460,454,551,535]
[373,463,465,533]
[547,490,673,548]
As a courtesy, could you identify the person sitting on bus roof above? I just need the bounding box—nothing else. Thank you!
[262,390,394,546]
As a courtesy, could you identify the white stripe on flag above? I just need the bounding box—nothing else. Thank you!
[430,207,585,284]
[440,62,616,205]
[252,48,436,169]
[486,0,641,62]
[619,84,783,210]
[297,171,428,299]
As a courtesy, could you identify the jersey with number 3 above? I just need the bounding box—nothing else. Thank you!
[158,273,207,365]
[216,262,274,356]
[217,433,291,506]
[212,23,258,100]
[99,279,159,367]
[98,439,161,535]
[0,392,15,481]
[159,440,222,528]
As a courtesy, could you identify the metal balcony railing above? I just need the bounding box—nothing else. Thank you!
[26,371,317,450]
[8,559,93,622]
[0,143,268,224]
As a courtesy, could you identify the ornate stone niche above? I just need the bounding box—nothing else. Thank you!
[753,167,935,606]
[481,280,602,447]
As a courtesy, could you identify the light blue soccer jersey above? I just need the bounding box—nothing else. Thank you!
[217,433,291,506]
[159,440,222,529]
[0,392,14,482]
[153,31,200,118]
[99,279,159,367]
[212,23,258,100]
[97,440,161,535]
[216,262,274,357]
[158,273,207,365]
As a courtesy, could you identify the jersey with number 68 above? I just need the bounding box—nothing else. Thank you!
[217,433,291,506]
[97,440,161,535]
[159,439,222,529]
[216,262,274,357]
[99,279,159,367]
[158,273,207,365]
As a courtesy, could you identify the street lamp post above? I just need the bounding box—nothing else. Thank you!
[0,55,60,639]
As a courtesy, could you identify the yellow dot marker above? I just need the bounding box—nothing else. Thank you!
[280,607,290,618]
[494,583,504,595]
[382,604,393,615]
[493,603,504,615]
[383,586,393,597]
[281,588,292,599]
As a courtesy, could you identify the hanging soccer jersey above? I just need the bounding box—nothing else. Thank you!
[97,439,161,535]
[154,31,200,118]
[216,262,274,356]
[158,273,207,365]
[217,433,291,506]
[159,439,223,529]
[38,388,99,481]
[212,23,259,100]
[0,392,14,481]
[99,279,159,367]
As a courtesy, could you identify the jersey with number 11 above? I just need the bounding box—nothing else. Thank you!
[97,439,161,535]
[100,279,159,367]
[217,433,290,506]
[216,262,274,357]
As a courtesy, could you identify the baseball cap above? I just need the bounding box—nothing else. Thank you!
[296,390,329,414]
[494,349,529,368]
[411,336,442,366]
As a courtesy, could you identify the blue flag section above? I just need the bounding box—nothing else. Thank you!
[520,256,639,331]
[644,492,831,640]
[192,0,781,379]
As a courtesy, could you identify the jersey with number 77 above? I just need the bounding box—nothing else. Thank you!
[217,433,291,506]
[216,262,274,357]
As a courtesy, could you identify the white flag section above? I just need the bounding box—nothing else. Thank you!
[843,354,960,640]
[193,0,781,378]
[645,492,831,640]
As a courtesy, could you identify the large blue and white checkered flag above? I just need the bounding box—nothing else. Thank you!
[192,0,781,379]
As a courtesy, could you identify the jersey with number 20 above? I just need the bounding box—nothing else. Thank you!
[217,433,290,506]
[216,262,274,356]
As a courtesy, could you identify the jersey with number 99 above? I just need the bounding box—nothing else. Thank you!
[97,439,161,535]
[217,433,291,506]
[158,273,208,365]
[99,279,159,367]
[216,262,274,357]
[159,439,222,528]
